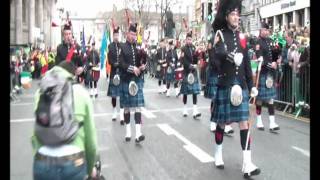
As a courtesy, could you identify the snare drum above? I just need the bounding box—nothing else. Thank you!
[91,67,100,81]
[175,67,184,81]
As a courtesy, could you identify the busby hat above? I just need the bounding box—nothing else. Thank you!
[63,19,72,31]
[129,23,137,33]
[212,0,242,32]
[63,23,71,31]
[113,26,120,34]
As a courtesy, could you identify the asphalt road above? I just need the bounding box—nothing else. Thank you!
[10,74,310,180]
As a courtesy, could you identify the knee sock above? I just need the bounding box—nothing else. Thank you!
[124,112,130,124]
[215,125,224,145]
[193,94,197,105]
[240,129,251,150]
[268,104,275,115]
[183,95,187,104]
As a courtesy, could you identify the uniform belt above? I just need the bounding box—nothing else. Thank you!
[35,151,85,162]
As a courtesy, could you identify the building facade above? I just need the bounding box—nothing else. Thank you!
[10,0,59,49]
[259,0,310,31]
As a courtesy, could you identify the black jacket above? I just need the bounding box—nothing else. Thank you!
[156,48,167,65]
[213,28,253,90]
[119,41,144,82]
[181,44,198,75]
[55,41,83,67]
[255,37,276,75]
[108,42,121,78]
[87,49,100,70]
[166,48,179,68]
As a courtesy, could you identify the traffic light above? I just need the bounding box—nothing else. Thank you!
[208,2,213,22]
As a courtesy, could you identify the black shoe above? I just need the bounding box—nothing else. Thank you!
[269,127,280,132]
[257,127,265,131]
[95,94,98,98]
[125,137,131,142]
[112,118,116,121]
[135,135,145,143]
[215,164,224,169]
[193,113,201,119]
[224,129,234,135]
[244,168,261,179]
[120,120,125,125]
[183,114,188,117]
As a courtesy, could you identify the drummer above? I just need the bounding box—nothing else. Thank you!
[87,42,100,98]
[165,40,179,97]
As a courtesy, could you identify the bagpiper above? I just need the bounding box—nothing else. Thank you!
[211,0,260,177]
[119,23,146,143]
[255,21,280,132]
[107,27,125,124]
[205,38,234,134]
[156,39,168,94]
[179,31,201,119]
[55,22,84,80]
[165,40,179,97]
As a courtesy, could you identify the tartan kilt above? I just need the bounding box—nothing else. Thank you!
[211,80,250,124]
[166,69,175,83]
[257,74,276,101]
[107,77,121,97]
[204,72,218,99]
[120,78,145,108]
[179,72,200,95]
[155,66,165,80]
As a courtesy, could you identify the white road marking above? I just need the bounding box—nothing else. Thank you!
[17,88,161,99]
[141,107,156,119]
[10,106,209,123]
[157,123,214,163]
[292,146,310,157]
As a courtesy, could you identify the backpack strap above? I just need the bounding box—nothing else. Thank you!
[69,78,84,128]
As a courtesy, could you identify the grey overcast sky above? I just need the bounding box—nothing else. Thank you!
[57,0,195,17]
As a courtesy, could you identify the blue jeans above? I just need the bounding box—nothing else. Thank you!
[33,157,88,180]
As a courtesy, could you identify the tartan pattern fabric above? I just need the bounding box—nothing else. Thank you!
[179,72,200,95]
[256,73,276,101]
[165,69,175,82]
[204,72,218,99]
[107,78,121,97]
[155,67,165,80]
[211,79,250,124]
[119,78,145,108]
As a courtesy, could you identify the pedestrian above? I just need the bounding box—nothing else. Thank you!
[179,31,202,119]
[31,61,98,180]
[255,21,280,131]
[119,23,146,143]
[211,0,260,177]
[107,26,125,124]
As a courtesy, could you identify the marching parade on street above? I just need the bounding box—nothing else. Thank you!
[10,0,310,179]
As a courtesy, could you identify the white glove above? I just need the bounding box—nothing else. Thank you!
[250,87,258,97]
[257,56,263,62]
